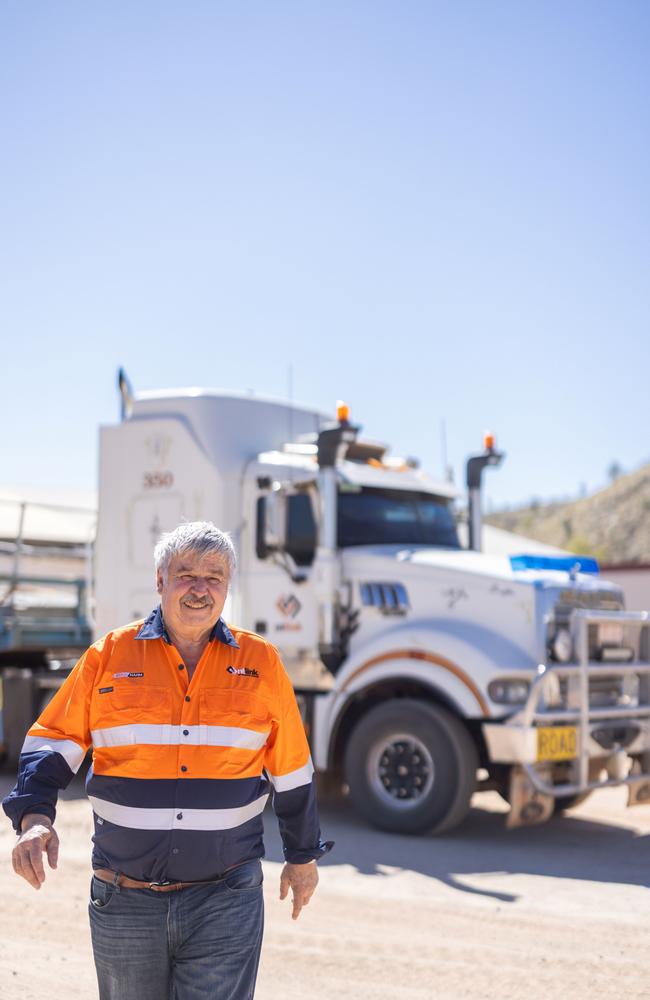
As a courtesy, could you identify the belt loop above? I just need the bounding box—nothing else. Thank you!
[111,869,122,893]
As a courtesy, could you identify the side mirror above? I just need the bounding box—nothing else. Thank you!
[256,492,316,567]
[286,494,317,566]
[256,491,286,560]
[256,497,268,559]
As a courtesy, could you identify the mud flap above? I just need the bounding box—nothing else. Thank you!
[506,765,554,829]
[627,777,650,807]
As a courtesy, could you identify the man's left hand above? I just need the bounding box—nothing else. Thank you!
[279,861,318,920]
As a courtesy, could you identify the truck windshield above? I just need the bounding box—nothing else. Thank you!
[338,487,460,548]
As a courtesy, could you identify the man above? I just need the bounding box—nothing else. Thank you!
[4,521,332,999]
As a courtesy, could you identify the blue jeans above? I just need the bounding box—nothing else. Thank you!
[88,859,264,999]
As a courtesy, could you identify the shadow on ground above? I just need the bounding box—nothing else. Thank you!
[2,762,648,900]
[266,787,650,900]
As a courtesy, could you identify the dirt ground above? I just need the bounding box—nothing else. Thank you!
[1,770,649,1000]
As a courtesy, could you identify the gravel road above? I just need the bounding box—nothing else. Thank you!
[1,769,649,1000]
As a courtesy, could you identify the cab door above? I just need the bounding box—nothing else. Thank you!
[240,483,320,664]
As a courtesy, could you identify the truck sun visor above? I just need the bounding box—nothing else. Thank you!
[509,554,599,575]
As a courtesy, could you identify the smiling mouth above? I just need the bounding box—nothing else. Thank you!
[181,598,213,610]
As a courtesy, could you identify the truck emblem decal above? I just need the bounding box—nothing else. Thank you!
[143,433,175,489]
[145,432,172,466]
[277,594,302,619]
[441,587,468,609]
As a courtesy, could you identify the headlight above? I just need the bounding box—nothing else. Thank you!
[488,679,530,705]
[551,628,573,663]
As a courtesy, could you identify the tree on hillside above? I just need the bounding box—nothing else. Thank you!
[607,460,623,483]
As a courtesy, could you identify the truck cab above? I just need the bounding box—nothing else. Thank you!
[92,384,650,834]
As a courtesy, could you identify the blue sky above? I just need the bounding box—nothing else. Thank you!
[1,2,648,512]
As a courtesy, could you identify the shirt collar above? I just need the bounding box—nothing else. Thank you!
[135,605,240,649]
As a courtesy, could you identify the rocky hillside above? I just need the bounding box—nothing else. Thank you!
[485,462,650,564]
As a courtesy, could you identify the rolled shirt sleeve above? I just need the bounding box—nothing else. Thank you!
[264,650,333,864]
[2,646,98,832]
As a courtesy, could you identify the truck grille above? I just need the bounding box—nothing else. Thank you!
[558,674,631,710]
[549,590,632,664]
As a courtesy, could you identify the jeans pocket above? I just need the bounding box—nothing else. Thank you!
[89,874,117,910]
[223,860,264,893]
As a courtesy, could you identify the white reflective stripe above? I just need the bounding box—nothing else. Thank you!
[266,757,314,793]
[21,735,85,774]
[88,794,269,831]
[91,723,270,751]
[91,723,174,748]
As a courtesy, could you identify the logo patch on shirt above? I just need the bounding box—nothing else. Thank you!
[99,686,113,694]
[113,672,145,679]
[227,665,259,678]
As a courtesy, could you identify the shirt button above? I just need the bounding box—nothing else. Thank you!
[183,729,189,736]
[172,848,179,855]
[181,765,188,772]
[185,696,191,702]
[176,812,183,820]
[178,664,185,671]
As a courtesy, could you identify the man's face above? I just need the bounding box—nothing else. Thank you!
[157,549,230,639]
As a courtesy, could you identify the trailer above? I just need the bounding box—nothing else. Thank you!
[0,494,94,759]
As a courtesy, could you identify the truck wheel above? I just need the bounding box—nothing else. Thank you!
[343,699,478,835]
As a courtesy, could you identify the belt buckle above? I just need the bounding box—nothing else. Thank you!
[149,879,181,892]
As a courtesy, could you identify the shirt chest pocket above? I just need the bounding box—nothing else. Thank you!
[199,689,273,750]
[92,685,173,729]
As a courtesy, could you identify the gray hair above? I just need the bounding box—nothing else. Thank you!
[153,521,237,579]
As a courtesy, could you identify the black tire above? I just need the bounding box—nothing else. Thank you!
[343,699,478,835]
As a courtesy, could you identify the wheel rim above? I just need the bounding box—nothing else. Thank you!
[367,731,435,810]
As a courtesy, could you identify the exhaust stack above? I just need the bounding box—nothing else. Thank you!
[315,404,359,668]
[466,433,505,551]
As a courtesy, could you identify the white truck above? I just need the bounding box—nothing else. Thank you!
[87,375,650,834]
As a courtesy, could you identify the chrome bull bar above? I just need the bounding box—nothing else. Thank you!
[482,609,650,816]
[520,610,650,799]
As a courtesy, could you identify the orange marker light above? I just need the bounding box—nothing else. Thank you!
[337,400,350,423]
[484,431,495,450]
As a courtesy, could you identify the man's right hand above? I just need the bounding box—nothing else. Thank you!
[12,813,59,890]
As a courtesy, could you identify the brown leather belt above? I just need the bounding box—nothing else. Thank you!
[93,867,235,893]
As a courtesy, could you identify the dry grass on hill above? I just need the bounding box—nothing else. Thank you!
[486,462,650,564]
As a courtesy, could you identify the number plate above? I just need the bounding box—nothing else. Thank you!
[537,726,578,762]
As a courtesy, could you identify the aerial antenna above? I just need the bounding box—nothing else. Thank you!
[288,363,295,482]
[441,419,447,475]
[441,418,454,482]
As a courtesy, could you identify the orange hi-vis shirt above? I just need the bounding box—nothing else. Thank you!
[3,607,333,881]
